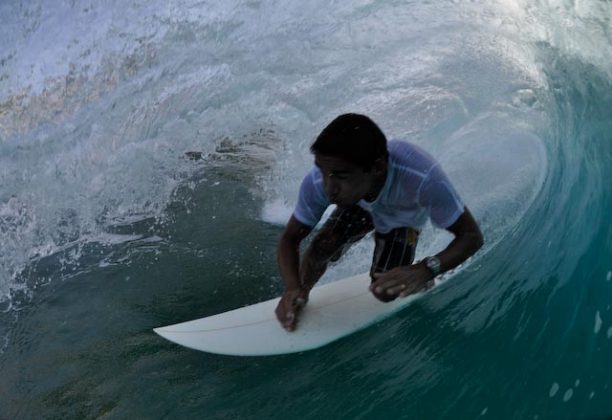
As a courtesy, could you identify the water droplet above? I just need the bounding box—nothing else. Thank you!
[549,383,559,397]
[594,311,602,334]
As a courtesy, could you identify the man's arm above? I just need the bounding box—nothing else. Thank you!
[429,207,484,274]
[370,207,483,299]
[275,215,313,331]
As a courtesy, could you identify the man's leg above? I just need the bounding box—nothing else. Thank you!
[300,206,373,290]
[370,227,420,302]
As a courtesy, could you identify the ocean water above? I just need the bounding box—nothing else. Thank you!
[1,0,611,418]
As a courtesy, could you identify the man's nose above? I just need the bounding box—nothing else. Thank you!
[326,179,340,198]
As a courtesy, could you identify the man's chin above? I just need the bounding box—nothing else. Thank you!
[334,201,356,209]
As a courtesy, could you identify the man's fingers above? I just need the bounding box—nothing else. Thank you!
[371,278,404,295]
[399,280,434,297]
[371,267,436,300]
[275,288,310,331]
[384,283,407,296]
[398,286,421,298]
[282,295,308,331]
[374,278,427,298]
[282,310,296,330]
[369,277,391,291]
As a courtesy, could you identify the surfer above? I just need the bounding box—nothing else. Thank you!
[275,113,484,331]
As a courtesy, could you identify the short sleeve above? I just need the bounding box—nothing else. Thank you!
[418,164,465,229]
[293,168,330,227]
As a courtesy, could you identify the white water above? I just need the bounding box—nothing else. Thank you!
[1,0,554,304]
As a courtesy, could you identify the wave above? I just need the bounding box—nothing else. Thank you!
[0,0,610,324]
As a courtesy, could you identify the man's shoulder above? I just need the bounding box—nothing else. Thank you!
[299,166,325,194]
[304,166,323,183]
[387,140,437,177]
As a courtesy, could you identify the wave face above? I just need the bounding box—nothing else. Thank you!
[1,0,611,418]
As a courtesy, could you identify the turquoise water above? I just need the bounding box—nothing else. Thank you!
[1,0,611,418]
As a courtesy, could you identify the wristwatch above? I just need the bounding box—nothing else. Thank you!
[424,256,441,277]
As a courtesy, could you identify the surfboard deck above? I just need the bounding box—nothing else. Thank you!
[154,272,425,356]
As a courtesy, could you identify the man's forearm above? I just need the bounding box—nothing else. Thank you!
[298,246,329,291]
[432,231,483,274]
[426,208,483,275]
[277,236,302,291]
[278,237,328,293]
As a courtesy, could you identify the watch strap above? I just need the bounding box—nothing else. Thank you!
[424,256,441,277]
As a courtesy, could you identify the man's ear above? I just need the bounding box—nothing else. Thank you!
[372,157,387,174]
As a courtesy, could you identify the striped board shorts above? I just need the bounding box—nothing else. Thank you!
[318,205,419,277]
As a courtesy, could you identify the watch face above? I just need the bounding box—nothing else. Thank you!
[426,257,440,275]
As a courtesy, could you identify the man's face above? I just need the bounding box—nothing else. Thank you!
[314,154,378,208]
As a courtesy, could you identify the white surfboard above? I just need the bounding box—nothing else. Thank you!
[154,272,426,356]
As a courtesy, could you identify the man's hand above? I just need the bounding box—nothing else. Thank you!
[275,288,309,331]
[370,264,434,302]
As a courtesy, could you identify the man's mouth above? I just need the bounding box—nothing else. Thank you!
[332,198,352,208]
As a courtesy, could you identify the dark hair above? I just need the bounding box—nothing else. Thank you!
[310,113,388,170]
